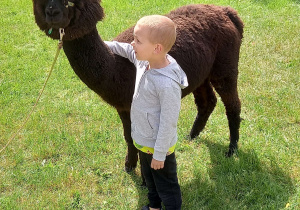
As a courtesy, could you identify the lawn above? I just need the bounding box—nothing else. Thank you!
[0,0,299,209]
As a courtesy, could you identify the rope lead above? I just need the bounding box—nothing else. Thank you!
[0,29,65,154]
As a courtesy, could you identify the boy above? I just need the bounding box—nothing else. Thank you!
[105,15,188,210]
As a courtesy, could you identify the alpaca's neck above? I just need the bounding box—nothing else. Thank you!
[63,28,113,89]
[62,28,133,110]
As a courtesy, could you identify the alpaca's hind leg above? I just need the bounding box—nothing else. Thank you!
[211,77,241,157]
[117,110,138,172]
[190,79,217,138]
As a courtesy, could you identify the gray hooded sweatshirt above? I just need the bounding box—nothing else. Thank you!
[105,41,188,161]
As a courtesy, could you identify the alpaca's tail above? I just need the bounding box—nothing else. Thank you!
[224,7,244,39]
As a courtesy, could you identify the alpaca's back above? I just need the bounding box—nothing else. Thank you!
[116,4,243,97]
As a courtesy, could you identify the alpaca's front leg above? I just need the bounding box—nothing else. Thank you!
[117,110,138,171]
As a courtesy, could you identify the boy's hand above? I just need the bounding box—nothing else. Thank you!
[151,158,165,170]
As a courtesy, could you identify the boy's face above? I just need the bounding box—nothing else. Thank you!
[131,24,156,61]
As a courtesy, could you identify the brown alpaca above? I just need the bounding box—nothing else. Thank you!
[32,0,243,171]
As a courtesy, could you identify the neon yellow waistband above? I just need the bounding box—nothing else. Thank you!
[133,140,175,155]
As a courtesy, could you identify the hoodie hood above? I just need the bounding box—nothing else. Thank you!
[152,55,189,89]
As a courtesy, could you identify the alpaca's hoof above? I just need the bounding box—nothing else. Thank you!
[225,148,238,157]
[141,180,146,187]
[225,151,233,157]
[188,132,200,140]
[189,133,199,140]
[124,166,135,173]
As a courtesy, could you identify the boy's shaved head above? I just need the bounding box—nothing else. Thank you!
[137,15,176,52]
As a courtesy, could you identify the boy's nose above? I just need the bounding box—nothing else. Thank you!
[131,41,135,46]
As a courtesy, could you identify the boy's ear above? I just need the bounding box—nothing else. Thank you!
[154,44,163,54]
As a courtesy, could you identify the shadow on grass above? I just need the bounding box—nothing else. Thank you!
[127,139,295,209]
[181,139,295,209]
[128,170,148,210]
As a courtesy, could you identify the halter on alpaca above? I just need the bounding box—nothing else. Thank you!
[48,0,74,35]
[65,1,74,8]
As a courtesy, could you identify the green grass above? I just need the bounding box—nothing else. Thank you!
[0,0,299,209]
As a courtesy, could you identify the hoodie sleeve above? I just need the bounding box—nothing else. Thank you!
[153,83,182,161]
[104,41,136,64]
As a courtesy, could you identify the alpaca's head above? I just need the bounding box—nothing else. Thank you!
[32,0,104,40]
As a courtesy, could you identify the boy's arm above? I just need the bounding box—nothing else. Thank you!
[104,41,136,64]
[153,85,182,162]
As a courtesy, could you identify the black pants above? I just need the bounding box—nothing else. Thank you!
[139,151,182,210]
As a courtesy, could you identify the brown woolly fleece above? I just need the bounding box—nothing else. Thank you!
[32,0,243,171]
